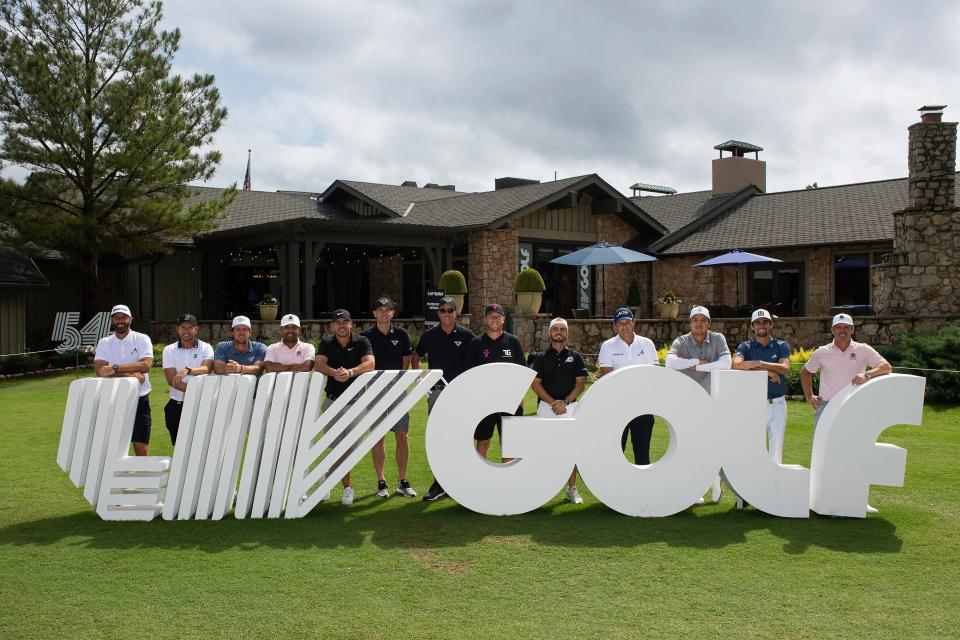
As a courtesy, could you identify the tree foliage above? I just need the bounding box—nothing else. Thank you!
[0,0,233,310]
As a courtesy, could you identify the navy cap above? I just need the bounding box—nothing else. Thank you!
[613,307,634,323]
[176,313,198,326]
[439,296,457,310]
[374,297,395,309]
[332,309,352,321]
[484,303,506,317]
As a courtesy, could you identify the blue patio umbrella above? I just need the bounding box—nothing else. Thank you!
[693,249,782,310]
[550,241,657,316]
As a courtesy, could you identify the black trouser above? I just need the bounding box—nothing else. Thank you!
[164,399,184,446]
[622,414,654,465]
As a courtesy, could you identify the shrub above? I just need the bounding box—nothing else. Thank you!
[53,350,93,369]
[0,354,42,375]
[153,343,165,363]
[514,267,545,293]
[626,279,641,306]
[438,270,467,295]
[877,325,960,403]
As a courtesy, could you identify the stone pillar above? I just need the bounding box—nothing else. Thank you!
[467,227,519,322]
[367,255,403,307]
[874,111,960,314]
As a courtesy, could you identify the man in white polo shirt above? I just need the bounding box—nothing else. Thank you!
[598,307,659,466]
[161,313,214,446]
[801,313,892,514]
[264,314,315,373]
[93,304,154,456]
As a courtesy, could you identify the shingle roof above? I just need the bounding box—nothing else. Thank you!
[651,174,960,255]
[630,190,737,233]
[335,180,466,216]
[0,246,48,287]
[183,188,327,233]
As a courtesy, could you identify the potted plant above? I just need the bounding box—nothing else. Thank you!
[655,290,681,320]
[514,267,546,314]
[257,293,279,321]
[626,279,642,317]
[438,269,467,312]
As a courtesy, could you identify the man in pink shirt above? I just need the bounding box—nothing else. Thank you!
[801,313,892,513]
[264,314,316,373]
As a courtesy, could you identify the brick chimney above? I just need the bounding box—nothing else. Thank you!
[711,140,766,195]
[873,105,960,315]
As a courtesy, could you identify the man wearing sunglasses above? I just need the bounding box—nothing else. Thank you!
[411,296,476,502]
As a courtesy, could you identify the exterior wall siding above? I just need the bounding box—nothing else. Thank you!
[0,291,26,355]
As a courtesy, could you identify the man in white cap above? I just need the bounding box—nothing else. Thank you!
[733,309,792,464]
[597,307,658,466]
[264,314,315,373]
[666,305,731,503]
[801,313,891,514]
[93,304,154,455]
[361,297,416,498]
[161,313,214,445]
[213,315,267,375]
[531,317,588,503]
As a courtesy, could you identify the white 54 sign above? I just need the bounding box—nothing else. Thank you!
[56,366,924,521]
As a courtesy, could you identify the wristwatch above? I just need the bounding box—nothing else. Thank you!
[865,371,872,379]
[185,367,192,376]
[112,363,120,374]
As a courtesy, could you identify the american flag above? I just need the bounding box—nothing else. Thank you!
[242,149,251,190]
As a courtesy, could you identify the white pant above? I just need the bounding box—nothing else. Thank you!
[766,396,787,464]
[537,400,577,418]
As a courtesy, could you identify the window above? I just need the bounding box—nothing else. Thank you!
[834,254,871,306]
[747,263,804,316]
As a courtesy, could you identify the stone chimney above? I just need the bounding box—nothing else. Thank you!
[873,105,960,315]
[711,140,766,195]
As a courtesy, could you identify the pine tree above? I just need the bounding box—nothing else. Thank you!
[0,0,234,314]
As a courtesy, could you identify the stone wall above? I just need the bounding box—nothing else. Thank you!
[874,119,960,315]
[595,214,648,315]
[367,255,403,307]
[467,226,519,320]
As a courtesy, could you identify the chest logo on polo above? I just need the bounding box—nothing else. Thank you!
[454,341,463,347]
[391,340,399,346]
[482,349,490,359]
[503,349,512,357]
[849,353,857,360]
[565,356,574,363]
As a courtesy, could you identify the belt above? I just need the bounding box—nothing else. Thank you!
[768,396,785,404]
[430,383,445,392]
[167,399,183,405]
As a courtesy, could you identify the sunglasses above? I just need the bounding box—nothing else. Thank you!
[438,307,455,314]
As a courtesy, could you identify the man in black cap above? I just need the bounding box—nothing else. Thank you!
[466,303,526,460]
[314,309,375,505]
[161,314,214,445]
[411,295,476,501]
[361,297,416,498]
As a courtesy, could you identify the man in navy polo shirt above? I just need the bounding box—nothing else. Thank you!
[361,297,417,498]
[465,303,526,461]
[412,296,476,502]
[315,309,375,505]
[531,317,587,503]
[213,316,267,375]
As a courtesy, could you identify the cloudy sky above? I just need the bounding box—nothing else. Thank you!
[160,0,959,196]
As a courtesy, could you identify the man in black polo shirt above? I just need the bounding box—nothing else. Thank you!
[360,297,417,498]
[411,295,476,502]
[314,309,375,505]
[466,303,526,461]
[531,317,587,504]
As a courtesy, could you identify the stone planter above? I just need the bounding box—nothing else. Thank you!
[516,291,543,314]
[257,304,279,321]
[658,302,679,320]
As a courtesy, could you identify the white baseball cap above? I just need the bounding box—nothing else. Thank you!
[548,317,568,329]
[832,313,854,327]
[110,304,132,317]
[750,309,772,323]
[232,315,252,329]
[689,305,710,320]
[280,314,300,328]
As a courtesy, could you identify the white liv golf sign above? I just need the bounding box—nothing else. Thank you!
[57,365,925,521]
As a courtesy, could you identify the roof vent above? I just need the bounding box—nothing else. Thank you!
[630,182,677,197]
[423,183,440,189]
[495,177,540,190]
[400,180,418,187]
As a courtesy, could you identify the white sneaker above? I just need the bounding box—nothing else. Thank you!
[866,503,879,515]
[397,479,417,497]
[341,486,355,505]
[375,480,389,498]
[694,496,706,505]
[565,486,583,504]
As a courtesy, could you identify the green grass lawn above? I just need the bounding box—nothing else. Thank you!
[1,370,958,639]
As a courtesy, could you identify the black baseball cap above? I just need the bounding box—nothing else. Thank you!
[439,296,457,310]
[332,309,352,320]
[484,303,506,317]
[176,313,198,326]
[374,297,396,309]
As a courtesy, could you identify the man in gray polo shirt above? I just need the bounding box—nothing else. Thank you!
[666,305,731,503]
